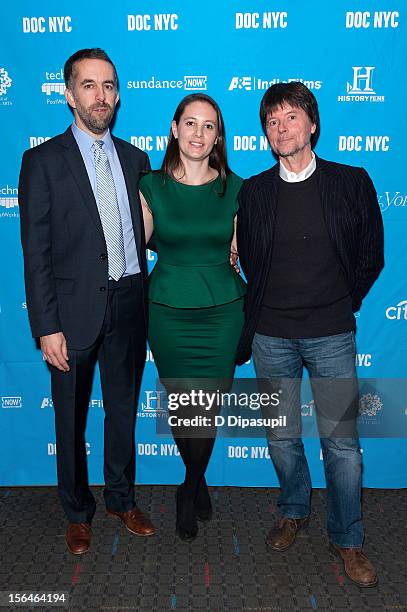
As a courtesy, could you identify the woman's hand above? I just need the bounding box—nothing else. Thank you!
[230,215,240,274]
[230,247,240,275]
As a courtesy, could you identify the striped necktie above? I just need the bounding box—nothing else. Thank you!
[93,140,126,281]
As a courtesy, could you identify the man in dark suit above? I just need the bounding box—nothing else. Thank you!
[19,48,155,554]
[236,82,383,587]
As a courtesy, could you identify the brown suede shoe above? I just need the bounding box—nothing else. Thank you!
[330,543,378,587]
[266,516,309,551]
[65,522,91,555]
[107,506,155,536]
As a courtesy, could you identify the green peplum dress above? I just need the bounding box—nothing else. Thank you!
[139,172,246,385]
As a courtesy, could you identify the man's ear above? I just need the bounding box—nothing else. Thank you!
[64,87,76,109]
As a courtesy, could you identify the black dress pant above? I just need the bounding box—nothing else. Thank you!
[51,274,146,523]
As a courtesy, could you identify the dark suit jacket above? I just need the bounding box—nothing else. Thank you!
[235,156,384,365]
[19,127,150,350]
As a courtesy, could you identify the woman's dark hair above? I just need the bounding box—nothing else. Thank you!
[161,94,231,195]
[64,48,118,91]
[260,82,320,148]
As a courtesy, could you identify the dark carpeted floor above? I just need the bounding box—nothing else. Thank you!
[0,486,406,611]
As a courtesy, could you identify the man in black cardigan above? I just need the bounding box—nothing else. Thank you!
[236,82,384,587]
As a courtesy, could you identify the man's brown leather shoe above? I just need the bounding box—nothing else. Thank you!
[266,516,309,551]
[330,543,378,587]
[65,522,91,555]
[107,506,155,536]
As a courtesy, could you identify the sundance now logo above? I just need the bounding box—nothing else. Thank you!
[2,396,22,408]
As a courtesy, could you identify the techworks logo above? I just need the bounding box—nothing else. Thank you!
[0,187,19,218]
[0,197,18,209]
[41,82,65,96]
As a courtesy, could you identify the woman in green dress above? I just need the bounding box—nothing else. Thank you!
[139,94,245,541]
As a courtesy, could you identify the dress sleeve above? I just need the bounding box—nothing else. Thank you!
[227,173,244,214]
[139,172,154,211]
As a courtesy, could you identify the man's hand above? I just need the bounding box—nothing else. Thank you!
[40,332,70,372]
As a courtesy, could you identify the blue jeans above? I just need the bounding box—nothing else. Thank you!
[252,331,363,548]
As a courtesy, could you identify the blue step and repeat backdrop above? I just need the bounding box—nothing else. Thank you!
[1,1,406,487]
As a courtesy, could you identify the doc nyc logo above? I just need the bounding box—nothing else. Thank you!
[338,67,384,103]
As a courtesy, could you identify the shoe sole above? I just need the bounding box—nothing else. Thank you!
[329,544,378,588]
[106,512,155,536]
[266,517,310,552]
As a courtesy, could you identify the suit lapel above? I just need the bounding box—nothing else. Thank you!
[260,164,279,252]
[315,156,341,238]
[60,128,105,240]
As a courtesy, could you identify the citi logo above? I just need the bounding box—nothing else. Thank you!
[2,396,22,408]
[301,400,314,417]
[386,300,407,320]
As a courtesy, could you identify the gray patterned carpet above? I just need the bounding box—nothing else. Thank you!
[0,486,406,611]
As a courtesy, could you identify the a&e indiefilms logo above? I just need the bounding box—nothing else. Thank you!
[338,67,384,103]
[0,68,13,106]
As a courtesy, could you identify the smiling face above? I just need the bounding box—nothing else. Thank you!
[64,58,118,136]
[266,103,316,160]
[171,100,219,163]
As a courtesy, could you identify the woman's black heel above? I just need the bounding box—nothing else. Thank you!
[175,484,198,542]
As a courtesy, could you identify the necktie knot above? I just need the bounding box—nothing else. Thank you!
[93,140,104,152]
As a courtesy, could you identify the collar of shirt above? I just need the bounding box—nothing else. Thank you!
[279,151,316,183]
[71,121,114,156]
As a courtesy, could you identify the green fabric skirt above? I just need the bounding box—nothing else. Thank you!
[148,298,244,382]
